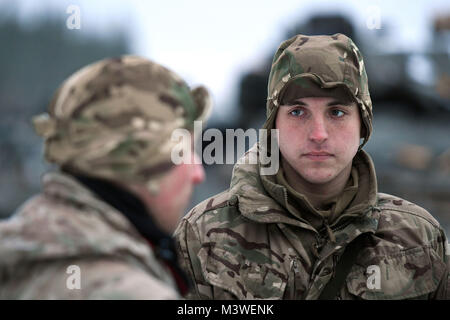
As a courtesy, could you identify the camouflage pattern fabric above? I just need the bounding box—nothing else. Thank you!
[174,34,449,300]
[32,56,211,192]
[263,33,372,148]
[0,56,211,299]
[0,172,180,299]
[175,144,449,299]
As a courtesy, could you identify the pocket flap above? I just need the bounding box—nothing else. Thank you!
[346,246,446,300]
[198,245,288,299]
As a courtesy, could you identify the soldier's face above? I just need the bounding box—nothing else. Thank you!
[130,145,205,234]
[153,151,205,233]
[275,96,361,186]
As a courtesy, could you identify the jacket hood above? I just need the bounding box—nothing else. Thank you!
[264,33,373,148]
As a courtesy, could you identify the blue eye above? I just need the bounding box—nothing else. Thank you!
[290,109,304,117]
[331,109,345,117]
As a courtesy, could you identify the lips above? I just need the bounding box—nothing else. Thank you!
[303,151,333,160]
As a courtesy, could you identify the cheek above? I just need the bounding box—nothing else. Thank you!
[333,121,361,154]
[276,119,301,150]
[278,128,295,159]
[158,166,190,200]
[170,165,192,191]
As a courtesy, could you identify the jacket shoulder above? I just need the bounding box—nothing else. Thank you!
[377,192,441,230]
[375,192,446,250]
[174,188,245,252]
[183,189,235,224]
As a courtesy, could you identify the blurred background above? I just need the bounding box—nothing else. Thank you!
[0,0,449,235]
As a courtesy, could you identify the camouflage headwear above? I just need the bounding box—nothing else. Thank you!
[32,55,211,192]
[264,33,373,148]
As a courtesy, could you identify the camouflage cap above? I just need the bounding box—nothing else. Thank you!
[32,56,211,192]
[263,33,373,148]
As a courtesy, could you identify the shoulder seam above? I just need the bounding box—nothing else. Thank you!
[379,205,441,230]
[183,189,232,223]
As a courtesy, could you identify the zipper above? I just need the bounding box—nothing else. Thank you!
[282,187,318,234]
[329,205,380,231]
[323,219,336,243]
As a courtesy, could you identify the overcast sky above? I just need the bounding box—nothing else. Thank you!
[2,0,450,120]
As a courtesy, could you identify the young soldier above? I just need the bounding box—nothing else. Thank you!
[175,34,449,300]
[0,56,210,299]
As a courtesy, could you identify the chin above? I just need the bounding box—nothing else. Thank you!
[299,169,337,185]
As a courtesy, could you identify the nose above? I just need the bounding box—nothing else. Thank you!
[308,116,328,144]
[191,153,205,184]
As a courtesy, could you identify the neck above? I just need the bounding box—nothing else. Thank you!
[281,158,352,210]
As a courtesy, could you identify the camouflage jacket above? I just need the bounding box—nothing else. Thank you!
[0,172,180,299]
[175,144,450,300]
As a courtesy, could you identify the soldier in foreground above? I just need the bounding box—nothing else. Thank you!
[175,34,450,299]
[0,56,210,299]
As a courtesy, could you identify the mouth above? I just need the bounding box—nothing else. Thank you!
[303,152,334,161]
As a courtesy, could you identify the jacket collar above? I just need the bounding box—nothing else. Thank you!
[229,143,379,236]
[67,171,190,295]
[42,171,190,295]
